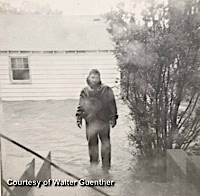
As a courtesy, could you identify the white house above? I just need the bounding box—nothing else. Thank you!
[0,15,119,101]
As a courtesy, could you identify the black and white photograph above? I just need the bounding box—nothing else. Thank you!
[0,0,200,195]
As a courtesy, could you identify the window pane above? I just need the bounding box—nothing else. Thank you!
[12,70,30,80]
[24,64,29,68]
[11,58,18,64]
[15,58,23,64]
[23,58,28,64]
[11,58,29,68]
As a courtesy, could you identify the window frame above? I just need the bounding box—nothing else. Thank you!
[9,56,32,84]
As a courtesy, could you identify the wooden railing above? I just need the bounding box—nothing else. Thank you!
[0,133,110,196]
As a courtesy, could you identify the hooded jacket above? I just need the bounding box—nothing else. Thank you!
[76,82,118,123]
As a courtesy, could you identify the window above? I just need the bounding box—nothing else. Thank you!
[10,57,30,83]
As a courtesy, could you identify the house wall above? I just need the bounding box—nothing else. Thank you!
[0,52,120,101]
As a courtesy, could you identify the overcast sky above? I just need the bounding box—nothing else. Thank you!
[1,0,137,15]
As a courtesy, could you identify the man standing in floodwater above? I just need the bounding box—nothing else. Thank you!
[76,69,118,173]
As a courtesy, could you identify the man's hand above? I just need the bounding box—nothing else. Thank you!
[110,119,117,128]
[77,118,82,129]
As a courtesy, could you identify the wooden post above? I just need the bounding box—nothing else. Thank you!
[36,152,51,182]
[12,159,35,196]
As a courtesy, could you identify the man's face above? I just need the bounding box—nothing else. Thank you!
[88,73,100,86]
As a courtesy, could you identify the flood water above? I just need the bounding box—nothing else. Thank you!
[2,100,142,196]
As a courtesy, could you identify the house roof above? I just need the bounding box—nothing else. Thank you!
[0,15,114,51]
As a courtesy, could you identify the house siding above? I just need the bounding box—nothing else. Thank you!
[0,52,120,101]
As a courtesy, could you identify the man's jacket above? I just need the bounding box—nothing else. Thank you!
[76,84,118,123]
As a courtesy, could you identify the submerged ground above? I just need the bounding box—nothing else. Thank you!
[2,100,167,196]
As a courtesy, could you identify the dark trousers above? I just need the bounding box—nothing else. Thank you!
[86,120,111,170]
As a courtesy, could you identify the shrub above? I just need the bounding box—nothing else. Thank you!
[105,0,200,158]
